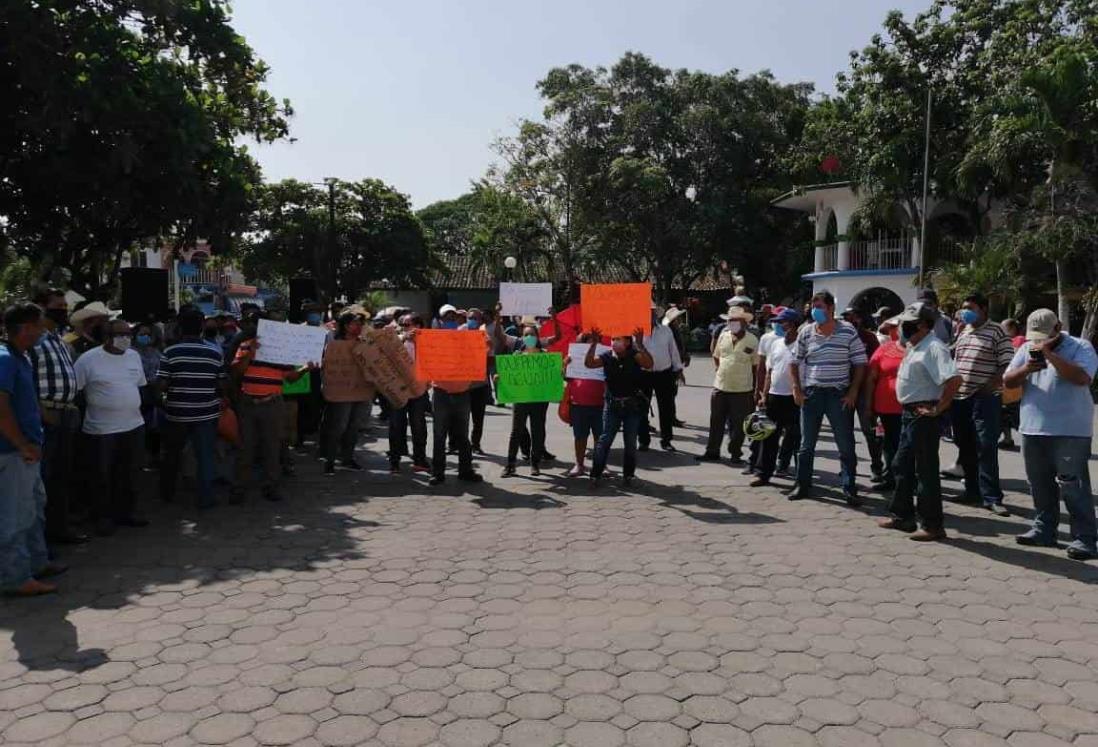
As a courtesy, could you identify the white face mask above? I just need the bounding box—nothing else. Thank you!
[728,321,743,334]
[112,336,132,352]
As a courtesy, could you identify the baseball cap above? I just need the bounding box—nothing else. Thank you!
[1025,308,1059,342]
[438,304,457,317]
[916,288,938,303]
[775,308,801,324]
[898,302,937,325]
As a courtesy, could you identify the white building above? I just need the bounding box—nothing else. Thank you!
[772,181,979,314]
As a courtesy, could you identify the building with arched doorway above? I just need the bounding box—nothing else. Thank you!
[772,181,982,315]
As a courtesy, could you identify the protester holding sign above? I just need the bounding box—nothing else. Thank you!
[319,312,372,476]
[564,334,607,477]
[585,328,653,487]
[389,314,430,474]
[499,324,564,477]
[492,306,562,462]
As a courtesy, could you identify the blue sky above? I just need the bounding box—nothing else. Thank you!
[231,0,928,209]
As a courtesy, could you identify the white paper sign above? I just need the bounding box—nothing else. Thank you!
[499,282,553,317]
[256,319,328,366]
[566,343,611,380]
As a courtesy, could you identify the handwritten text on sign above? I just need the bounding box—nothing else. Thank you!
[499,282,553,317]
[413,330,487,382]
[495,353,565,404]
[256,319,328,367]
[566,343,611,380]
[580,283,652,337]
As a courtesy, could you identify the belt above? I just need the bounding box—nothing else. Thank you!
[39,400,78,412]
[242,392,282,403]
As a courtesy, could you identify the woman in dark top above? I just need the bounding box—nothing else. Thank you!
[584,328,653,486]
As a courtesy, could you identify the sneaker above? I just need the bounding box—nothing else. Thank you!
[660,441,676,452]
[987,503,1011,517]
[877,517,917,533]
[1066,542,1097,561]
[457,471,483,483]
[741,466,756,476]
[910,527,947,542]
[339,459,363,471]
[1015,531,1057,548]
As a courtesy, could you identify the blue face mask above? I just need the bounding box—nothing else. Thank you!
[440,320,459,330]
[466,320,480,330]
[771,322,784,336]
[522,334,539,350]
[306,313,322,326]
[810,307,829,324]
[136,334,152,346]
[960,309,979,326]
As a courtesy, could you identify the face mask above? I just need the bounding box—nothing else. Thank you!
[810,307,829,324]
[771,322,784,336]
[112,336,132,352]
[728,321,743,334]
[45,308,69,327]
[522,334,539,349]
[306,313,322,326]
[440,320,459,330]
[136,334,152,346]
[467,320,481,330]
[900,322,919,344]
[611,340,627,355]
[960,309,979,326]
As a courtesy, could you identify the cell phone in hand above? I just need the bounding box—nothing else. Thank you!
[1029,348,1045,363]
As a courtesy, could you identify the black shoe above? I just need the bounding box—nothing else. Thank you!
[281,464,296,478]
[694,454,721,463]
[872,481,896,493]
[94,518,116,537]
[457,471,483,483]
[741,466,756,475]
[263,488,283,502]
[540,451,557,462]
[787,486,813,501]
[775,466,794,478]
[429,475,445,486]
[622,475,634,487]
[324,462,336,476]
[501,464,517,477]
[870,473,888,485]
[472,445,486,456]
[46,531,90,545]
[228,489,245,505]
[637,444,650,453]
[339,459,363,471]
[521,452,531,462]
[531,465,541,477]
[728,456,744,466]
[34,563,69,580]
[660,441,676,452]
[114,515,149,528]
[389,463,400,475]
[1066,545,1098,561]
[674,419,686,427]
[1016,532,1057,548]
[844,489,862,507]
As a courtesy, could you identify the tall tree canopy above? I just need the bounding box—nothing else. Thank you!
[238,179,433,303]
[0,0,290,296]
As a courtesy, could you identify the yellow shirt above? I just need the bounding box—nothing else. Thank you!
[713,330,758,393]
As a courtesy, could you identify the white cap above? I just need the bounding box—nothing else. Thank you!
[438,304,457,317]
[726,295,753,307]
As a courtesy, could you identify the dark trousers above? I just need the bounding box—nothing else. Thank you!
[389,393,429,466]
[41,407,80,537]
[879,413,902,484]
[432,389,473,477]
[295,372,324,444]
[704,390,754,459]
[508,402,548,466]
[758,395,800,479]
[592,404,641,479]
[160,419,218,506]
[639,369,677,446]
[87,426,143,520]
[857,401,884,477]
[952,392,1003,506]
[888,410,944,530]
[469,385,492,449]
[236,397,284,489]
[797,387,858,493]
[320,400,368,465]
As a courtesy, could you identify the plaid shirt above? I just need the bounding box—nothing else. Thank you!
[29,330,78,404]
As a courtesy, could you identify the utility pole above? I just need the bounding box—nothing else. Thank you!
[324,177,337,302]
[917,87,932,291]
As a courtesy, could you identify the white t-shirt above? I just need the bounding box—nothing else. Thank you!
[74,346,147,435]
[766,338,802,397]
[757,330,779,360]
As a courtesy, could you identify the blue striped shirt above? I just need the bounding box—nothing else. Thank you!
[793,320,867,389]
[157,341,225,423]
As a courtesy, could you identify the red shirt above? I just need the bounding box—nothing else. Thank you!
[568,377,605,407]
[868,341,905,415]
[1011,335,1025,350]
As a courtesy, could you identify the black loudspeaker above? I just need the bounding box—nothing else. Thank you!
[120,268,170,321]
[289,277,318,323]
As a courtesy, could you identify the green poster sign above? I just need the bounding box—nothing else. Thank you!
[495,353,565,404]
[282,371,311,395]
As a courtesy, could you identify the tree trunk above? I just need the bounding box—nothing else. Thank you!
[1056,259,1070,329]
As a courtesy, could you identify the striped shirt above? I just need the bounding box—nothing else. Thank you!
[953,321,1014,399]
[29,330,78,404]
[157,340,225,423]
[234,340,291,397]
[793,320,867,389]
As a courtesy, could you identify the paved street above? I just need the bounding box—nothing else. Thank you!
[2,365,1098,747]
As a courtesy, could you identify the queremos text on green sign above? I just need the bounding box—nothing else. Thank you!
[495,353,565,404]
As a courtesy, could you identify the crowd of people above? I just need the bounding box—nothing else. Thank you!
[1,283,1095,597]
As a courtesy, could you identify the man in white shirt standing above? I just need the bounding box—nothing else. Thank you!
[640,304,684,452]
[74,319,150,537]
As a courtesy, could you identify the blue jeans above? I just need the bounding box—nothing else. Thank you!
[592,402,642,479]
[160,419,218,506]
[796,387,858,493]
[952,392,1003,506]
[0,454,49,590]
[1022,435,1096,549]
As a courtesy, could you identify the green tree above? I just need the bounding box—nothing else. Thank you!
[0,0,290,296]
[238,179,434,303]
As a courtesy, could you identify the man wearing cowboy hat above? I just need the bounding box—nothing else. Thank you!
[640,303,684,452]
[663,305,690,427]
[696,306,757,464]
[66,301,110,362]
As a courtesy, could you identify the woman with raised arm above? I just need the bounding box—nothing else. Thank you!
[585,328,653,487]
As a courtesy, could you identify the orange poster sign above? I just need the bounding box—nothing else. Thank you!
[581,283,652,337]
[413,330,488,383]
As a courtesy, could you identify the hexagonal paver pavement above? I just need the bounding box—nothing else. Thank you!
[2,366,1098,746]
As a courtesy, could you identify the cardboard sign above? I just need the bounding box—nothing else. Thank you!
[413,330,487,383]
[321,340,375,403]
[256,319,328,366]
[499,282,553,317]
[282,373,311,395]
[355,327,426,409]
[566,343,612,380]
[581,283,652,337]
[495,353,565,404]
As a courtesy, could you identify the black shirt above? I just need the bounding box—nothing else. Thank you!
[599,349,644,399]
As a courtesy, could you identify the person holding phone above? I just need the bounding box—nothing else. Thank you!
[1004,309,1098,560]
